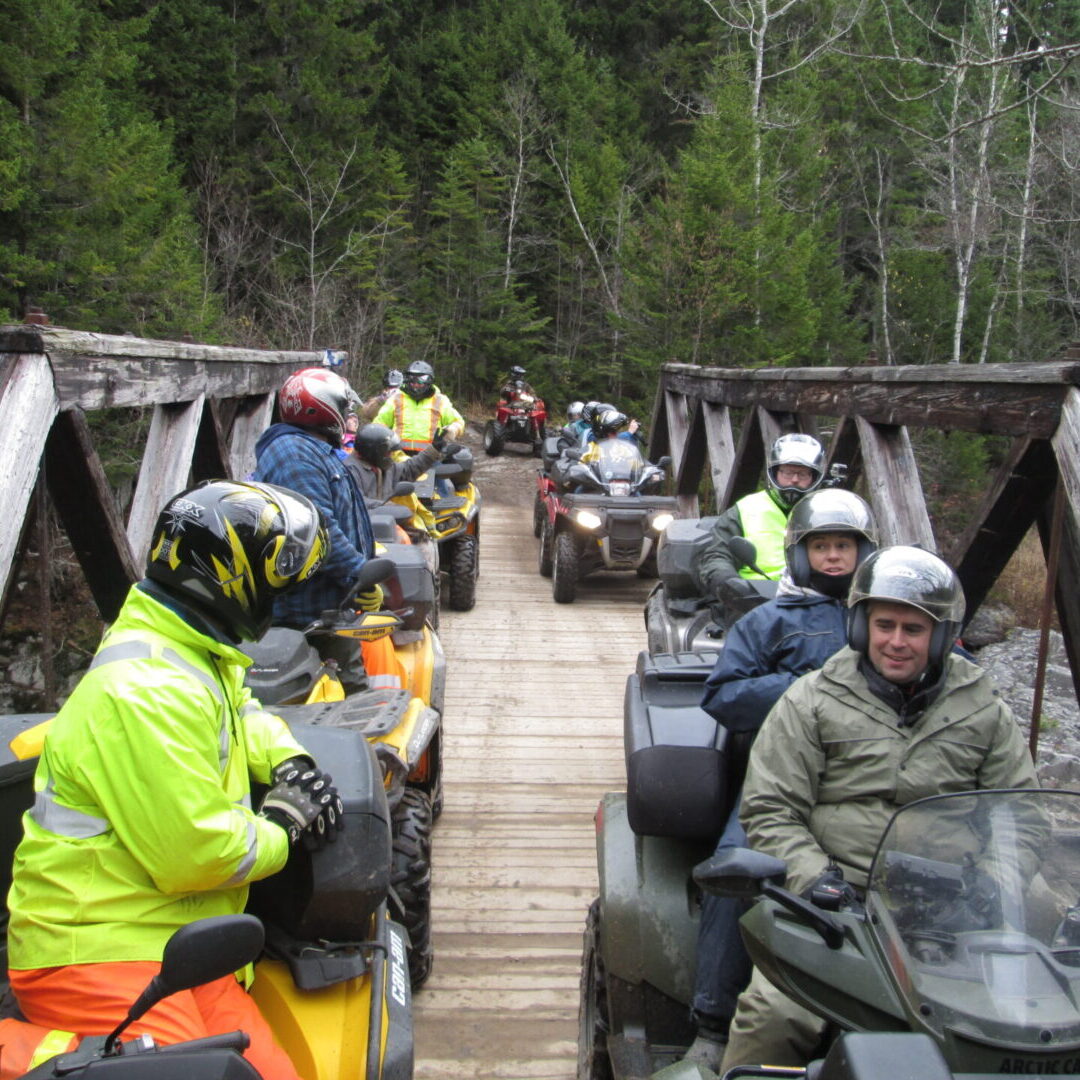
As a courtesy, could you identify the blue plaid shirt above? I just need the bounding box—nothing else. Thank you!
[253,424,375,627]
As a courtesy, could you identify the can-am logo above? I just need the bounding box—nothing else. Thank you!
[389,927,408,1007]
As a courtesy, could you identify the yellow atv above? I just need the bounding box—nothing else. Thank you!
[0,716,414,1080]
[412,447,481,612]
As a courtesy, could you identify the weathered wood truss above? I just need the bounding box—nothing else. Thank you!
[0,324,331,627]
[647,348,1080,704]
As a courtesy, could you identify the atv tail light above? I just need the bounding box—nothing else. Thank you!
[652,512,675,532]
[575,509,603,530]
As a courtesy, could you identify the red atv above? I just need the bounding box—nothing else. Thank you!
[483,388,547,457]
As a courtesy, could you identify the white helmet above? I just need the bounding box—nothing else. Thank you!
[767,433,825,507]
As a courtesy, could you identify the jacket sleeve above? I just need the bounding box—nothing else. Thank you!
[700,611,797,733]
[740,678,833,895]
[395,445,441,482]
[439,400,465,434]
[373,399,395,428]
[235,685,310,784]
[693,505,744,597]
[76,671,292,894]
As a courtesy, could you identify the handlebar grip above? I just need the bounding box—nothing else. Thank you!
[159,1030,250,1054]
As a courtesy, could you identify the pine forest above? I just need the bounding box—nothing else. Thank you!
[2,0,1079,415]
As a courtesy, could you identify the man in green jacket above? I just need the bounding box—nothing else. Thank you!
[694,433,825,617]
[374,359,464,454]
[7,480,342,1080]
[720,545,1039,1072]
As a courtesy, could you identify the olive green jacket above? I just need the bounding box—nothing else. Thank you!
[741,646,1039,895]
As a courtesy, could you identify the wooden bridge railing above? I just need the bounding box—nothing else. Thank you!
[0,324,335,631]
[648,348,1080,705]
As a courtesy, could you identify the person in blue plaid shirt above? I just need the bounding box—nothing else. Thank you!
[253,367,378,690]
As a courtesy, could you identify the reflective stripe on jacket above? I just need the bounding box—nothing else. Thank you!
[375,389,464,452]
[7,584,304,969]
[733,490,788,579]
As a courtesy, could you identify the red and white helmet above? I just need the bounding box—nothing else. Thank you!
[278,368,358,443]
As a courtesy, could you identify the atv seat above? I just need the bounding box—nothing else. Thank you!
[623,650,736,839]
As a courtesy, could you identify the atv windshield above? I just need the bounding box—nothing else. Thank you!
[867,789,1080,1051]
[585,438,647,489]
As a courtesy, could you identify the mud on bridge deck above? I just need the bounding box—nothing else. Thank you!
[412,430,652,1080]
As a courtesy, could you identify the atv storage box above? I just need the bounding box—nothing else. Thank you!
[623,650,734,839]
[247,723,391,943]
[656,516,718,601]
[380,541,435,632]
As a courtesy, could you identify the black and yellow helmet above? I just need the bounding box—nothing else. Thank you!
[146,480,329,642]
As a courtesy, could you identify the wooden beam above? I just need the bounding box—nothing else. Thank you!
[855,417,936,550]
[947,437,1058,619]
[661,357,1080,438]
[44,410,139,621]
[826,415,863,491]
[1050,388,1080,704]
[126,397,205,564]
[0,355,59,611]
[701,402,736,516]
[227,394,275,481]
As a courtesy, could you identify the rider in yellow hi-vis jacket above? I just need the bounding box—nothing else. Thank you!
[6,481,341,1080]
[374,360,464,453]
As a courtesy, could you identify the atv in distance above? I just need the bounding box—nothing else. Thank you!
[484,390,547,457]
[537,438,677,604]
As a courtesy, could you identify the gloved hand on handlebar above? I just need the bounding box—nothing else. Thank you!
[439,441,463,461]
[354,583,383,612]
[260,758,345,850]
[715,574,760,609]
[431,427,449,452]
[801,865,858,911]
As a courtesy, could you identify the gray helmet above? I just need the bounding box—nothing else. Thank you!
[567,400,585,422]
[784,489,877,587]
[767,433,825,507]
[847,546,965,667]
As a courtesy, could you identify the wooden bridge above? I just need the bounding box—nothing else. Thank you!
[2,322,1080,1077]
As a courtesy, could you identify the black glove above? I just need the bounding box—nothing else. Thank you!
[431,427,448,452]
[801,866,857,911]
[439,441,463,461]
[716,574,760,608]
[260,758,345,851]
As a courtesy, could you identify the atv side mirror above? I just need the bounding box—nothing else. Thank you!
[656,455,672,470]
[694,848,787,898]
[729,536,766,578]
[355,556,397,591]
[106,915,264,1053]
[390,480,415,498]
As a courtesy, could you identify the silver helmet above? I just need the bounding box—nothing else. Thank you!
[784,489,877,588]
[767,433,825,507]
[847,546,965,667]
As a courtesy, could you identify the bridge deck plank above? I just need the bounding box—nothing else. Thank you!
[412,461,652,1080]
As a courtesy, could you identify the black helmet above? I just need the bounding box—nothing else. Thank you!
[354,422,402,467]
[847,546,965,668]
[784,489,877,594]
[593,408,629,437]
[403,360,435,400]
[766,433,825,507]
[567,400,585,422]
[582,401,616,428]
[146,481,329,642]
[383,368,403,390]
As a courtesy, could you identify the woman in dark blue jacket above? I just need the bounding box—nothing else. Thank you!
[685,488,878,1070]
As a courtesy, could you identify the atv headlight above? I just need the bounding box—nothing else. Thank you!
[574,508,603,530]
[652,512,675,532]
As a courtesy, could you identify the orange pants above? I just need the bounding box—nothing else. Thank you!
[9,963,300,1080]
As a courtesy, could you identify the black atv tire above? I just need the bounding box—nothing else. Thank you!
[533,490,545,538]
[577,898,614,1080]
[552,529,579,604]
[447,533,478,611]
[538,519,554,578]
[391,787,434,989]
[483,421,505,457]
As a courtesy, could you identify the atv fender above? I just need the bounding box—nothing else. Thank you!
[596,791,713,1010]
